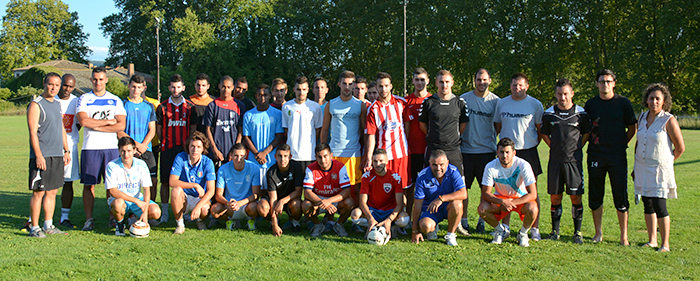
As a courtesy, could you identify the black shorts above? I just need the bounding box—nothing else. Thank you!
[547,161,584,196]
[137,151,157,177]
[28,157,64,191]
[587,153,629,212]
[410,153,425,185]
[424,146,463,176]
[462,152,495,189]
[160,146,184,184]
[516,146,542,176]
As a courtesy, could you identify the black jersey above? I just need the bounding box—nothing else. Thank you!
[584,94,637,155]
[266,160,304,199]
[418,94,468,150]
[541,105,591,162]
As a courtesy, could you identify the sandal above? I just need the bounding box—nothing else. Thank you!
[657,246,670,252]
[642,242,658,248]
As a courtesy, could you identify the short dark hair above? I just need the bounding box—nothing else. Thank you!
[555,78,572,89]
[44,72,61,83]
[497,138,515,150]
[129,74,146,85]
[220,75,234,85]
[313,77,327,87]
[368,81,377,89]
[185,131,210,154]
[355,76,366,85]
[236,77,247,85]
[118,136,136,149]
[92,66,107,75]
[643,83,673,112]
[511,73,528,84]
[414,67,428,76]
[474,68,491,80]
[373,148,387,157]
[229,143,246,156]
[257,83,270,95]
[339,71,355,82]
[195,73,210,84]
[315,142,331,155]
[170,74,184,84]
[596,69,616,82]
[429,149,447,160]
[436,69,453,79]
[277,143,291,152]
[61,73,75,83]
[376,72,392,82]
[295,76,308,86]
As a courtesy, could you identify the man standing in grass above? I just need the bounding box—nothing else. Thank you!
[312,77,329,110]
[57,73,80,229]
[270,78,288,110]
[105,137,162,236]
[188,73,214,134]
[234,76,255,113]
[204,75,245,169]
[282,76,323,169]
[260,144,304,236]
[27,72,71,237]
[404,68,431,224]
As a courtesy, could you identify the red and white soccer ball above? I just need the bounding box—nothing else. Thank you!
[367,226,390,245]
[129,221,150,238]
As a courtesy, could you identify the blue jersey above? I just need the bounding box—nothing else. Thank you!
[328,96,363,157]
[216,160,261,201]
[170,152,216,197]
[242,106,284,168]
[203,98,244,158]
[124,98,156,151]
[414,164,466,209]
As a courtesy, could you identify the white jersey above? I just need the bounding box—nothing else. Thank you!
[76,91,126,150]
[105,158,152,199]
[493,95,543,150]
[57,94,80,147]
[482,156,536,199]
[282,99,323,161]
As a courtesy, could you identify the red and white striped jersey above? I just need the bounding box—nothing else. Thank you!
[365,95,409,160]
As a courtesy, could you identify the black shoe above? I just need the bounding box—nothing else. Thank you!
[60,219,75,229]
[108,218,117,228]
[292,224,301,233]
[475,220,486,234]
[573,231,583,244]
[115,223,125,236]
[547,231,560,240]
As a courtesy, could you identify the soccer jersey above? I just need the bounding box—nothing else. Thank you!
[360,169,402,211]
[482,156,536,199]
[216,160,261,201]
[143,95,161,146]
[303,160,350,197]
[203,98,244,158]
[242,106,284,168]
[366,95,409,160]
[170,152,216,197]
[29,96,63,158]
[404,92,431,154]
[493,95,544,150]
[282,100,323,161]
[237,97,256,113]
[414,164,466,209]
[328,96,363,157]
[460,91,500,154]
[418,94,468,150]
[105,158,152,198]
[267,161,304,199]
[584,94,637,155]
[76,91,127,150]
[58,94,80,147]
[188,94,214,133]
[156,97,196,150]
[124,97,156,151]
[541,105,591,162]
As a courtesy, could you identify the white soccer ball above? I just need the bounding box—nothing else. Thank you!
[367,226,390,245]
[129,220,150,238]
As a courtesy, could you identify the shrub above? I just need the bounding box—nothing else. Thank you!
[4,66,63,92]
[106,78,129,99]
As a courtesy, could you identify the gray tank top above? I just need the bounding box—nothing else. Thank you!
[29,96,63,158]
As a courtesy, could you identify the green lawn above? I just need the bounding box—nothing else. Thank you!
[1,115,698,279]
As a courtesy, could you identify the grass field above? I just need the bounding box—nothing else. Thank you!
[1,115,698,280]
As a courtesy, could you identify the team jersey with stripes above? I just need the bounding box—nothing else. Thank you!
[156,97,195,150]
[365,95,409,160]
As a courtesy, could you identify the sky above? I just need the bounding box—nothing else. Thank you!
[0,0,119,61]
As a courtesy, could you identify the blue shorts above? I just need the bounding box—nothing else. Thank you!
[81,149,119,185]
[419,204,449,224]
[108,196,157,217]
[369,207,393,222]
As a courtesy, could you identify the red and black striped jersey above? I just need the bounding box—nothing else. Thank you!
[156,97,195,150]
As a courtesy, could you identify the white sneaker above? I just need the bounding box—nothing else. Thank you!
[456,224,470,236]
[310,223,325,237]
[426,228,438,240]
[517,232,530,247]
[173,225,185,234]
[491,228,505,244]
[530,228,541,241]
[445,233,458,246]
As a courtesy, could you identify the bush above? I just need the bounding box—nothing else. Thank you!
[0,88,14,100]
[0,100,26,115]
[16,86,43,99]
[106,78,129,99]
[4,66,63,92]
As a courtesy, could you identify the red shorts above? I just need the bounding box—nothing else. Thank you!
[388,156,411,189]
[492,195,533,222]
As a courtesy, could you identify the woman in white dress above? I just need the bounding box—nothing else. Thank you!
[633,83,685,252]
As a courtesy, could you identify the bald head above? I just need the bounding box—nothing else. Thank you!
[60,74,76,98]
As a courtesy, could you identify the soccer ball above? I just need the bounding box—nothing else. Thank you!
[129,221,150,238]
[367,226,390,245]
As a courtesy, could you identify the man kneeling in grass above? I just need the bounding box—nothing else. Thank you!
[258,144,304,236]
[106,137,162,236]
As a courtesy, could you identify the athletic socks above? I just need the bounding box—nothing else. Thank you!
[44,219,53,230]
[551,204,563,233]
[60,208,70,222]
[176,219,185,227]
[461,218,469,229]
[31,225,41,232]
[519,226,530,236]
[290,219,300,227]
[495,223,505,233]
[572,204,584,233]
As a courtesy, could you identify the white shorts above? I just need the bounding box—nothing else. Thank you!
[185,195,205,214]
[229,204,250,220]
[64,143,80,182]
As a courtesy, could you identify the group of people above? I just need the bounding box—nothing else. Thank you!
[26,67,684,251]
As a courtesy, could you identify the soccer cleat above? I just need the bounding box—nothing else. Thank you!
[115,223,126,236]
[530,228,541,241]
[475,220,486,234]
[247,219,257,231]
[108,218,117,228]
[332,223,348,237]
[456,224,470,236]
[21,220,31,232]
[59,219,75,229]
[82,220,95,231]
[310,224,325,237]
[43,225,67,235]
[426,228,438,240]
[292,224,301,233]
[208,219,220,229]
[173,225,185,234]
[148,219,161,227]
[445,233,458,246]
[547,231,560,240]
[159,212,169,224]
[573,232,583,244]
[196,219,207,230]
[29,228,47,238]
[396,226,407,236]
[351,223,364,233]
[226,220,239,231]
[491,229,505,244]
[517,232,530,247]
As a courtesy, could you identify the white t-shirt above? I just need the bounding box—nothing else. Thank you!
[282,100,323,161]
[481,156,536,199]
[460,91,500,154]
[493,95,543,150]
[105,158,152,199]
[58,94,80,147]
[76,91,126,150]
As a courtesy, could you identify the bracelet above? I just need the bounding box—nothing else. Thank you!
[438,195,444,202]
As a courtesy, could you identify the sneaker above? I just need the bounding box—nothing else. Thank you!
[332,222,348,237]
[174,225,185,234]
[456,224,470,236]
[183,214,192,222]
[59,219,75,229]
[310,223,325,237]
[323,221,334,233]
[82,220,95,231]
[196,219,207,230]
[573,231,583,244]
[115,223,126,236]
[292,224,301,233]
[21,220,31,232]
[426,228,438,240]
[396,226,407,235]
[517,232,530,247]
[226,220,240,231]
[43,225,67,235]
[445,233,458,246]
[547,231,560,240]
[390,225,399,239]
[247,219,257,231]
[128,217,138,227]
[29,228,47,238]
[159,212,169,224]
[475,220,486,234]
[281,221,294,230]
[491,228,505,244]
[530,228,541,241]
[351,224,364,233]
[148,219,161,227]
[208,219,220,229]
[108,218,117,228]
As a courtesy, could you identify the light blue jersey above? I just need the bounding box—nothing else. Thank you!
[242,106,283,168]
[124,98,156,151]
[170,152,216,197]
[328,96,363,157]
[216,160,261,201]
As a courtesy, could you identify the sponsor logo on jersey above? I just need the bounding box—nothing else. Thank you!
[383,183,392,193]
[168,120,187,127]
